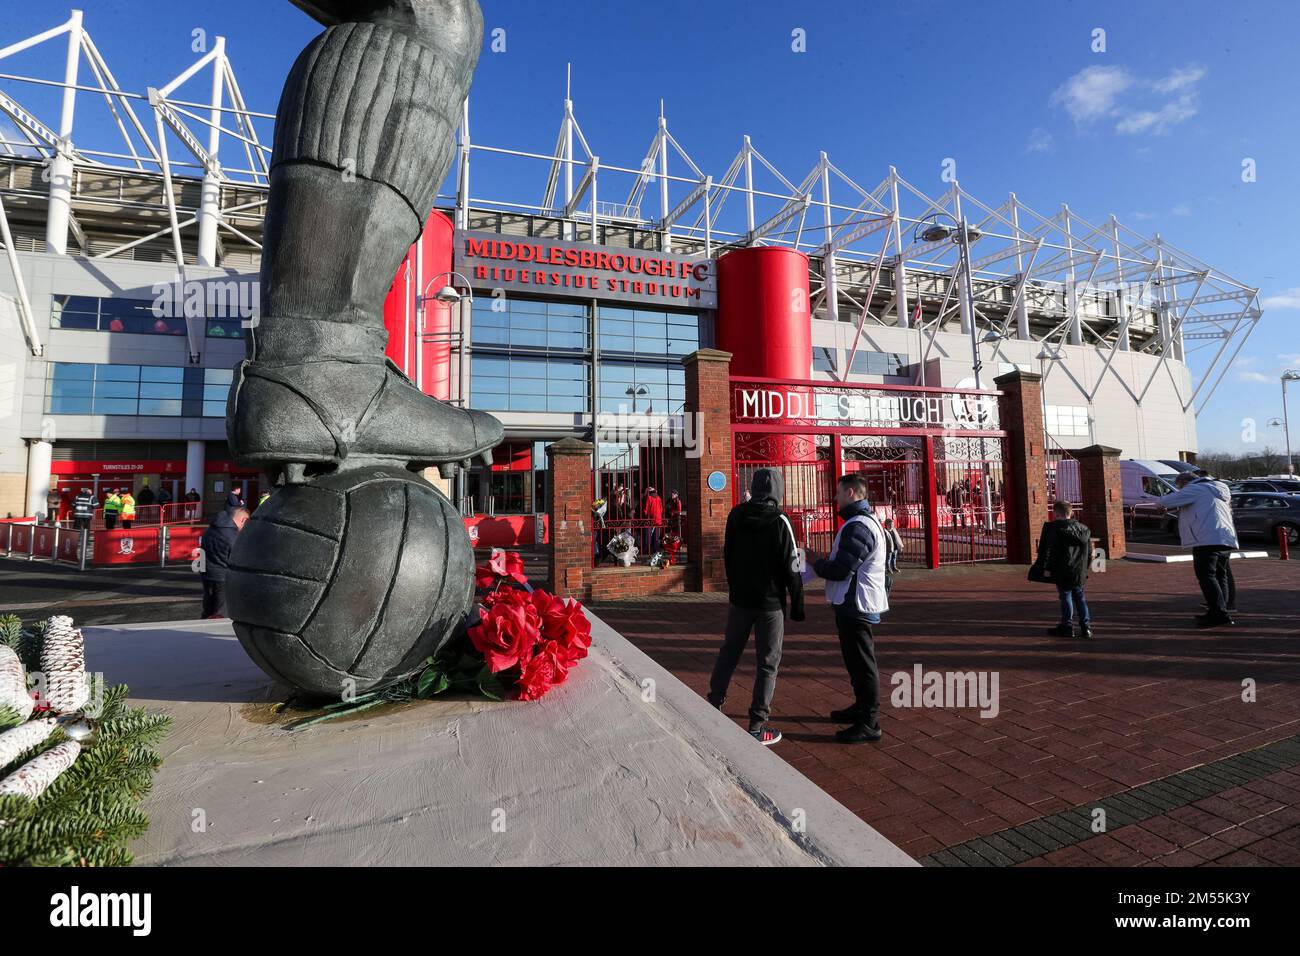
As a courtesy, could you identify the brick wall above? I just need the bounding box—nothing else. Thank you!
[1076,444,1127,560]
[588,564,689,603]
[547,437,593,602]
[683,348,733,592]
[994,370,1049,564]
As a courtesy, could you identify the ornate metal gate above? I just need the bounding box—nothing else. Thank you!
[729,376,1008,568]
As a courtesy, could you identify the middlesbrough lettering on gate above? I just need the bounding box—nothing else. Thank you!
[733,383,999,431]
[455,230,717,308]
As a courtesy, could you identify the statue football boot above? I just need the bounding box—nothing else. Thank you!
[227,0,501,481]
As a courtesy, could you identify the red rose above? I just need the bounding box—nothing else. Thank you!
[489,548,529,584]
[516,640,570,701]
[468,601,540,673]
[531,590,592,666]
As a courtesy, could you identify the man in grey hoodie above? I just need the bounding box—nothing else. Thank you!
[1162,471,1239,628]
[708,468,805,746]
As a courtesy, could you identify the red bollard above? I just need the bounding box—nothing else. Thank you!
[1279,525,1290,560]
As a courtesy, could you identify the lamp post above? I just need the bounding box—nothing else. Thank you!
[1282,370,1299,476]
[917,214,985,389]
[418,270,474,511]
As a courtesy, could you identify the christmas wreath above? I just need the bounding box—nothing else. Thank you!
[0,614,171,866]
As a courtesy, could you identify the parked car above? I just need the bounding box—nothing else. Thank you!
[1230,493,1300,546]
[1159,459,1202,474]
[1054,458,1182,531]
[1228,478,1300,495]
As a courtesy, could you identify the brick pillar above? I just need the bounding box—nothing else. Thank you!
[547,437,593,601]
[1075,444,1126,560]
[682,348,733,592]
[994,370,1049,564]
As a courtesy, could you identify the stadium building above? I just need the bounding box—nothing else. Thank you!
[0,11,1263,542]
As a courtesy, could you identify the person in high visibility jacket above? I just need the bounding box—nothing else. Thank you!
[72,487,95,531]
[119,488,136,529]
[102,490,122,530]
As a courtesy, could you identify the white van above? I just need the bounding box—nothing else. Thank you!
[1052,458,1182,529]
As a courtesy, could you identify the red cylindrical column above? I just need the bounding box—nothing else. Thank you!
[715,246,812,379]
[717,246,815,464]
[382,210,455,400]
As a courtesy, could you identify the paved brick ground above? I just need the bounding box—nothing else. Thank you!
[591,554,1300,866]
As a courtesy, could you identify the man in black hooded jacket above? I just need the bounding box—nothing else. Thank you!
[199,506,249,618]
[1036,500,1094,639]
[707,468,805,746]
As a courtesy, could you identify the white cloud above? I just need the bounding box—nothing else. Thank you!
[1262,288,1300,310]
[1050,63,1205,136]
[1050,66,1133,123]
[1170,203,1191,216]
[1238,371,1272,384]
[1154,65,1206,94]
[1116,93,1199,134]
[1025,127,1054,153]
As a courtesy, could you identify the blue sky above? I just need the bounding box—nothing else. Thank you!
[1,0,1296,455]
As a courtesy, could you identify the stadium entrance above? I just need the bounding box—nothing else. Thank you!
[729,376,1009,567]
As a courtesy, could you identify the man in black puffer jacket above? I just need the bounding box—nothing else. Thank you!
[199,506,249,619]
[1037,500,1094,639]
[707,468,805,746]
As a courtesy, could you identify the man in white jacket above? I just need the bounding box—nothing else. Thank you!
[1160,472,1239,628]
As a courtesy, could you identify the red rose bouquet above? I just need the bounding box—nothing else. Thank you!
[415,550,592,702]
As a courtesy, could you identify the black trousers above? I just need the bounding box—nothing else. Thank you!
[73,516,90,531]
[1192,545,1232,615]
[708,604,784,726]
[201,578,227,618]
[104,513,117,530]
[834,604,881,724]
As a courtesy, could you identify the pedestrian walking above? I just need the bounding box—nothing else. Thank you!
[199,506,249,618]
[1161,471,1239,628]
[1032,500,1094,639]
[102,489,122,530]
[806,473,889,744]
[882,517,903,574]
[707,468,805,746]
[668,489,684,532]
[118,488,136,529]
[948,481,966,528]
[72,487,95,532]
[185,487,202,521]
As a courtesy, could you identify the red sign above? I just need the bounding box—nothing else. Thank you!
[92,528,161,565]
[455,230,717,308]
[51,459,184,475]
[166,526,204,562]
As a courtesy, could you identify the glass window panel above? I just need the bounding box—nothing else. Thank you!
[547,332,587,350]
[510,393,547,412]
[96,365,140,381]
[513,377,546,394]
[142,366,185,383]
[51,310,97,330]
[598,319,635,336]
[93,397,138,415]
[513,312,546,330]
[52,363,94,381]
[95,380,139,399]
[471,356,511,378]
[473,310,508,327]
[202,384,230,402]
[549,360,588,380]
[48,395,92,414]
[511,329,547,347]
[509,358,549,379]
[547,301,588,317]
[140,382,183,399]
[549,395,587,413]
[51,380,93,399]
[601,335,635,352]
[204,368,234,385]
[472,376,509,395]
[472,326,509,345]
[813,347,837,372]
[203,400,227,417]
[139,399,183,416]
[599,306,637,323]
[507,297,547,314]
[472,392,509,411]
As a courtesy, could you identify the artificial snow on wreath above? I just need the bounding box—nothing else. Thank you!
[0,614,170,867]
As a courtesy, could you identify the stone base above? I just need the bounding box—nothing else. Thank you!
[86,612,913,867]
